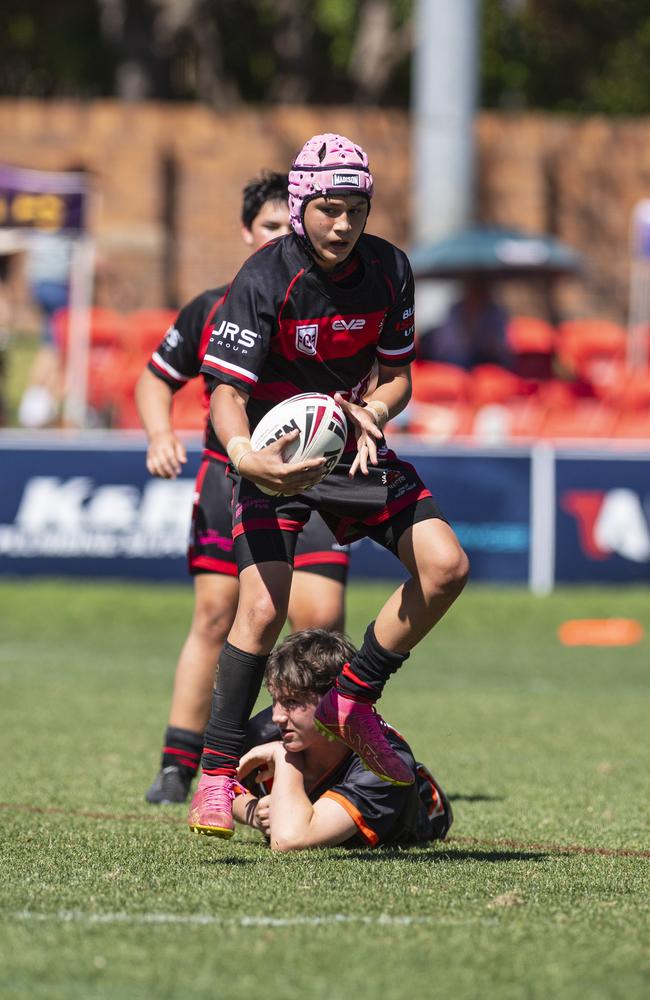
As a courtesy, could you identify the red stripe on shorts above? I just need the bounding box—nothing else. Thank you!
[365,486,432,527]
[233,517,304,537]
[190,555,238,575]
[294,551,350,569]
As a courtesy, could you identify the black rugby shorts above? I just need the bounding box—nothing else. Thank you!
[231,445,446,572]
[189,456,349,582]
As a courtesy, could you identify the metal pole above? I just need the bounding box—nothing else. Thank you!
[411,0,480,324]
[62,235,95,428]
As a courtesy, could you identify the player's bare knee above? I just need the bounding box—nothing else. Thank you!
[192,601,234,646]
[243,590,287,637]
[425,545,470,599]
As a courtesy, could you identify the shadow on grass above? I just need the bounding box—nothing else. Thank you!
[341,848,549,864]
[448,793,505,803]
[199,856,258,866]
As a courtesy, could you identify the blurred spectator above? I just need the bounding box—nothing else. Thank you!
[417,279,514,371]
[17,228,75,427]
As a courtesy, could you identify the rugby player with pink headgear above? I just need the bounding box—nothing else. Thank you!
[189,133,469,839]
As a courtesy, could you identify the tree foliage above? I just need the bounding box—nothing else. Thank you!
[482,0,650,114]
[2,1,650,114]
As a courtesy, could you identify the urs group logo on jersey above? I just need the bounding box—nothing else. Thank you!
[212,320,259,351]
[296,324,319,356]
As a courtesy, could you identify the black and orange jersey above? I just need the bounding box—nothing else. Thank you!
[199,232,416,439]
[147,284,228,456]
[242,706,450,848]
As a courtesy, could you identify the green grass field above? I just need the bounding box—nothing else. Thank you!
[1,579,648,999]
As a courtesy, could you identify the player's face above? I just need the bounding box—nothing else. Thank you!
[303,194,369,271]
[242,199,291,249]
[271,690,322,752]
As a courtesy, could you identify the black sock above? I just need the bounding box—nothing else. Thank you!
[201,641,268,775]
[336,622,409,701]
[161,726,203,776]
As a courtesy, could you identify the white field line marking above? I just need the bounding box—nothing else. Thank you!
[8,910,477,929]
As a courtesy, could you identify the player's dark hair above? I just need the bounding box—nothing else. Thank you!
[241,170,289,229]
[265,629,357,699]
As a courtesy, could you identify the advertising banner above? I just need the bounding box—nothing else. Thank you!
[0,441,199,581]
[349,450,531,583]
[0,164,88,233]
[555,453,650,583]
[2,436,648,586]
[0,438,531,584]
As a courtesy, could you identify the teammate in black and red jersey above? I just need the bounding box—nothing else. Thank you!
[189,133,469,839]
[135,171,351,805]
[234,630,453,850]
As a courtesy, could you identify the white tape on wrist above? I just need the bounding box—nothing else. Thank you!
[226,436,253,474]
[366,400,390,429]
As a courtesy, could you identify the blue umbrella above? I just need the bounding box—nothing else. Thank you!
[409,226,583,280]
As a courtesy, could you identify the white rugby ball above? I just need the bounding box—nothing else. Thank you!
[250,393,347,496]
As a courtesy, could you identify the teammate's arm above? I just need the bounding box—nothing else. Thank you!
[135,368,187,479]
[212,382,325,495]
[335,363,412,477]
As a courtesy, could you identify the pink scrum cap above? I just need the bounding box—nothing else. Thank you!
[288,133,374,237]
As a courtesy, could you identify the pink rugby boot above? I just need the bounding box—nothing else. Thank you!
[314,688,414,786]
[188,773,240,838]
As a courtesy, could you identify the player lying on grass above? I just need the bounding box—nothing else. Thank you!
[135,171,351,805]
[189,131,469,838]
[233,629,453,851]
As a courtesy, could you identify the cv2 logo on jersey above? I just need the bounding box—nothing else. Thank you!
[296,324,319,356]
[332,318,366,331]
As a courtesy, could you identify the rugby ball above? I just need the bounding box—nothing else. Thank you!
[250,393,347,496]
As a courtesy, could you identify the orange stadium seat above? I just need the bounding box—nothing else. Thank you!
[507,315,556,354]
[538,378,595,408]
[557,319,627,388]
[52,306,127,353]
[407,402,474,439]
[125,309,178,360]
[507,315,556,379]
[470,364,529,406]
[611,371,650,410]
[407,363,473,439]
[114,395,141,430]
[410,362,471,403]
[505,399,548,440]
[612,410,650,440]
[172,379,208,431]
[539,400,617,440]
[470,397,548,443]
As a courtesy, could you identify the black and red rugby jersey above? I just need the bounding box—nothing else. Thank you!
[199,232,416,435]
[147,284,228,455]
[242,706,445,847]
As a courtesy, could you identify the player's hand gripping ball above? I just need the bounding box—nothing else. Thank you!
[250,393,347,496]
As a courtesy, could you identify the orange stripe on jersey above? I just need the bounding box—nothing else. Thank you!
[322,790,379,846]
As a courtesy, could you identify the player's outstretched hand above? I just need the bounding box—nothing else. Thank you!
[239,430,325,494]
[146,430,187,479]
[334,392,383,477]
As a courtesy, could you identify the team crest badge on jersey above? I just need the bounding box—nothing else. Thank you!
[296,324,319,356]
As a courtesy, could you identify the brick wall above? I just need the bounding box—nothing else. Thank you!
[1,99,647,324]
